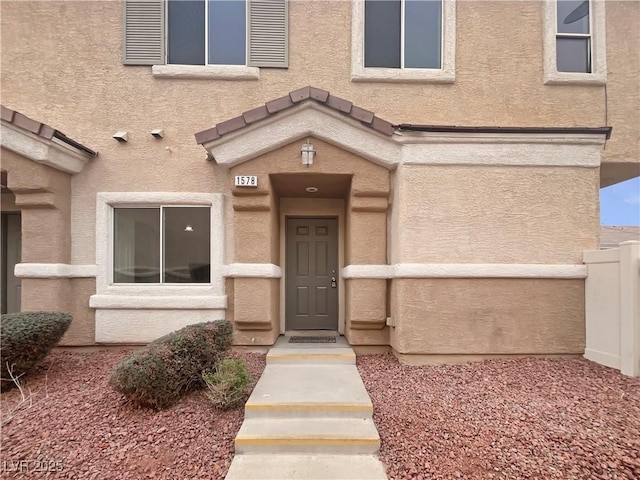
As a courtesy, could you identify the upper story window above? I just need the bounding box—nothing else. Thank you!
[123,0,288,79]
[168,0,247,66]
[351,0,456,83]
[556,0,591,73]
[543,0,606,85]
[365,0,442,69]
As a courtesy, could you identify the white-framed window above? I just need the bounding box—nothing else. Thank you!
[113,206,211,284]
[95,193,225,295]
[351,0,456,83]
[123,0,287,79]
[543,0,606,85]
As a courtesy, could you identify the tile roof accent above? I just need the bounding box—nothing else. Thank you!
[194,86,395,145]
[1,105,97,157]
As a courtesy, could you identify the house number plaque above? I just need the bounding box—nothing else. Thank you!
[234,175,258,187]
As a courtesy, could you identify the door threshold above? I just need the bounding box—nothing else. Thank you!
[284,330,340,337]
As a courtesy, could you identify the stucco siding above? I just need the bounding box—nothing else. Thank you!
[390,278,585,355]
[1,0,636,351]
[0,1,636,184]
[395,165,599,264]
[0,0,635,267]
[599,0,640,184]
[1,192,19,212]
[63,278,97,345]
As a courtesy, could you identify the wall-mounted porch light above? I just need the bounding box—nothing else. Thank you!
[301,139,316,167]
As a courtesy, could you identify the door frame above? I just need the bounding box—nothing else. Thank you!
[279,198,345,334]
[285,216,339,331]
[1,212,22,314]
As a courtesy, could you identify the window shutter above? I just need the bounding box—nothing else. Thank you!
[123,0,165,65]
[248,0,288,68]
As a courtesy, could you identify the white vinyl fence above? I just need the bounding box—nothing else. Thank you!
[584,241,640,376]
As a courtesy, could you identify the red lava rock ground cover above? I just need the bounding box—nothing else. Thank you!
[357,354,640,480]
[1,349,265,479]
[2,350,639,479]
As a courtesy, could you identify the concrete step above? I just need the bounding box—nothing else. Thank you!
[235,418,380,454]
[267,346,356,365]
[225,454,387,480]
[244,364,373,419]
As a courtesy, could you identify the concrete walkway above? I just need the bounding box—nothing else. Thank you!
[226,337,387,479]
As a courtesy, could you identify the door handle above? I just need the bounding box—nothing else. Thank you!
[330,276,337,288]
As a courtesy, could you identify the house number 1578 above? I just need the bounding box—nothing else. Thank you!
[234,176,258,187]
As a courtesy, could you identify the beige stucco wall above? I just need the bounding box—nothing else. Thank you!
[395,165,600,264]
[2,149,95,344]
[0,2,636,254]
[390,278,585,355]
[2,149,72,263]
[600,1,640,185]
[19,278,96,346]
[1,192,19,212]
[1,0,635,350]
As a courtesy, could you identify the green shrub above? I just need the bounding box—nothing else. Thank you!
[109,320,232,409]
[1,311,72,390]
[203,358,252,410]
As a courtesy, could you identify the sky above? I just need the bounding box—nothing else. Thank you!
[600,176,640,226]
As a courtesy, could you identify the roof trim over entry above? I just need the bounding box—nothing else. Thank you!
[1,105,97,175]
[194,86,395,145]
[194,86,611,170]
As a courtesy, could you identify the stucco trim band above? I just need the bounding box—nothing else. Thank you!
[89,295,227,310]
[342,264,588,279]
[1,124,93,174]
[15,263,97,278]
[400,143,600,167]
[223,263,283,278]
[152,65,260,80]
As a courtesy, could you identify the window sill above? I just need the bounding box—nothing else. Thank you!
[152,65,260,80]
[351,66,455,84]
[544,71,607,86]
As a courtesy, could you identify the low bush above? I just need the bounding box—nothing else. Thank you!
[109,320,232,409]
[1,311,72,390]
[203,358,252,410]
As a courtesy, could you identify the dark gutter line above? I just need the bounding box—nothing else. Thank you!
[53,130,98,157]
[394,124,612,140]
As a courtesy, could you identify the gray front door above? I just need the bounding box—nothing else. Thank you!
[1,213,21,314]
[286,217,338,330]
